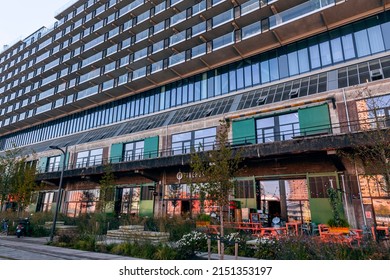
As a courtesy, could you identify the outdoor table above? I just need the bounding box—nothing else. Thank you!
[258,227,287,238]
[371,226,390,241]
[319,227,360,246]
[232,222,262,234]
[286,222,301,235]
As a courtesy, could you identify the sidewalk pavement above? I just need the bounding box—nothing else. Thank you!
[196,252,257,260]
[0,235,258,260]
[0,235,139,260]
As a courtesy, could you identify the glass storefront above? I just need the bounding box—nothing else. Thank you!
[258,179,311,225]
[359,175,390,226]
[63,189,99,217]
[164,178,311,223]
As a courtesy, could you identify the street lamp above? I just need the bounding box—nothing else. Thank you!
[49,145,68,242]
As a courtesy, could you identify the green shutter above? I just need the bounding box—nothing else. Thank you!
[298,104,331,136]
[38,157,48,173]
[144,136,159,159]
[59,152,70,170]
[232,118,256,145]
[110,143,123,163]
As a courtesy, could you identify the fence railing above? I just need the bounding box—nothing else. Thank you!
[40,116,390,174]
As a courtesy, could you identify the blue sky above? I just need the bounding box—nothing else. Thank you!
[0,0,71,50]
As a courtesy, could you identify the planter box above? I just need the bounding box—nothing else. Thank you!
[329,227,349,234]
[196,221,210,228]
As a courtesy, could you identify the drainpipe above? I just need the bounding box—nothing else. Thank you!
[342,89,352,132]
[354,162,367,227]
[340,174,351,226]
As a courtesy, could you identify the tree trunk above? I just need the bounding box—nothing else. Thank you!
[219,207,224,260]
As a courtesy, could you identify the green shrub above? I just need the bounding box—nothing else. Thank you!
[327,218,349,228]
[72,235,96,251]
[164,217,195,241]
[107,241,178,260]
[176,231,207,259]
[196,213,211,222]
[30,225,50,237]
[57,233,77,244]
[110,242,133,255]
[253,236,390,260]
[154,244,178,260]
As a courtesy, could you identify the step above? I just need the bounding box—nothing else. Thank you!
[106,231,169,238]
[44,221,65,228]
[118,225,144,231]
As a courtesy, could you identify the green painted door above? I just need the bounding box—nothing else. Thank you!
[308,174,345,225]
[139,200,153,217]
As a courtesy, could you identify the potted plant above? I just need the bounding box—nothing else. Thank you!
[327,187,349,233]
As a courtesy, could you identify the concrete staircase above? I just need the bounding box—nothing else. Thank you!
[102,225,170,244]
[44,221,78,236]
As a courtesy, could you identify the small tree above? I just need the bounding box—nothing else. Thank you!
[327,187,349,227]
[342,87,390,238]
[12,159,37,214]
[351,87,390,195]
[0,147,36,213]
[190,119,242,260]
[98,164,116,214]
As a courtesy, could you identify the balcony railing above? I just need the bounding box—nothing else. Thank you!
[39,115,390,174]
[269,0,335,29]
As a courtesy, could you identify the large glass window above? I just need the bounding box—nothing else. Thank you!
[117,187,140,215]
[235,180,255,199]
[3,12,390,151]
[359,175,390,227]
[64,189,99,217]
[76,148,103,168]
[259,179,310,224]
[368,25,385,54]
[309,43,321,69]
[256,112,300,143]
[330,35,344,63]
[124,140,144,161]
[356,93,390,129]
[355,29,371,57]
[172,127,216,155]
[47,155,61,172]
[36,192,54,213]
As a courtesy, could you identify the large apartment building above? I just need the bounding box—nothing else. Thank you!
[0,0,389,228]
